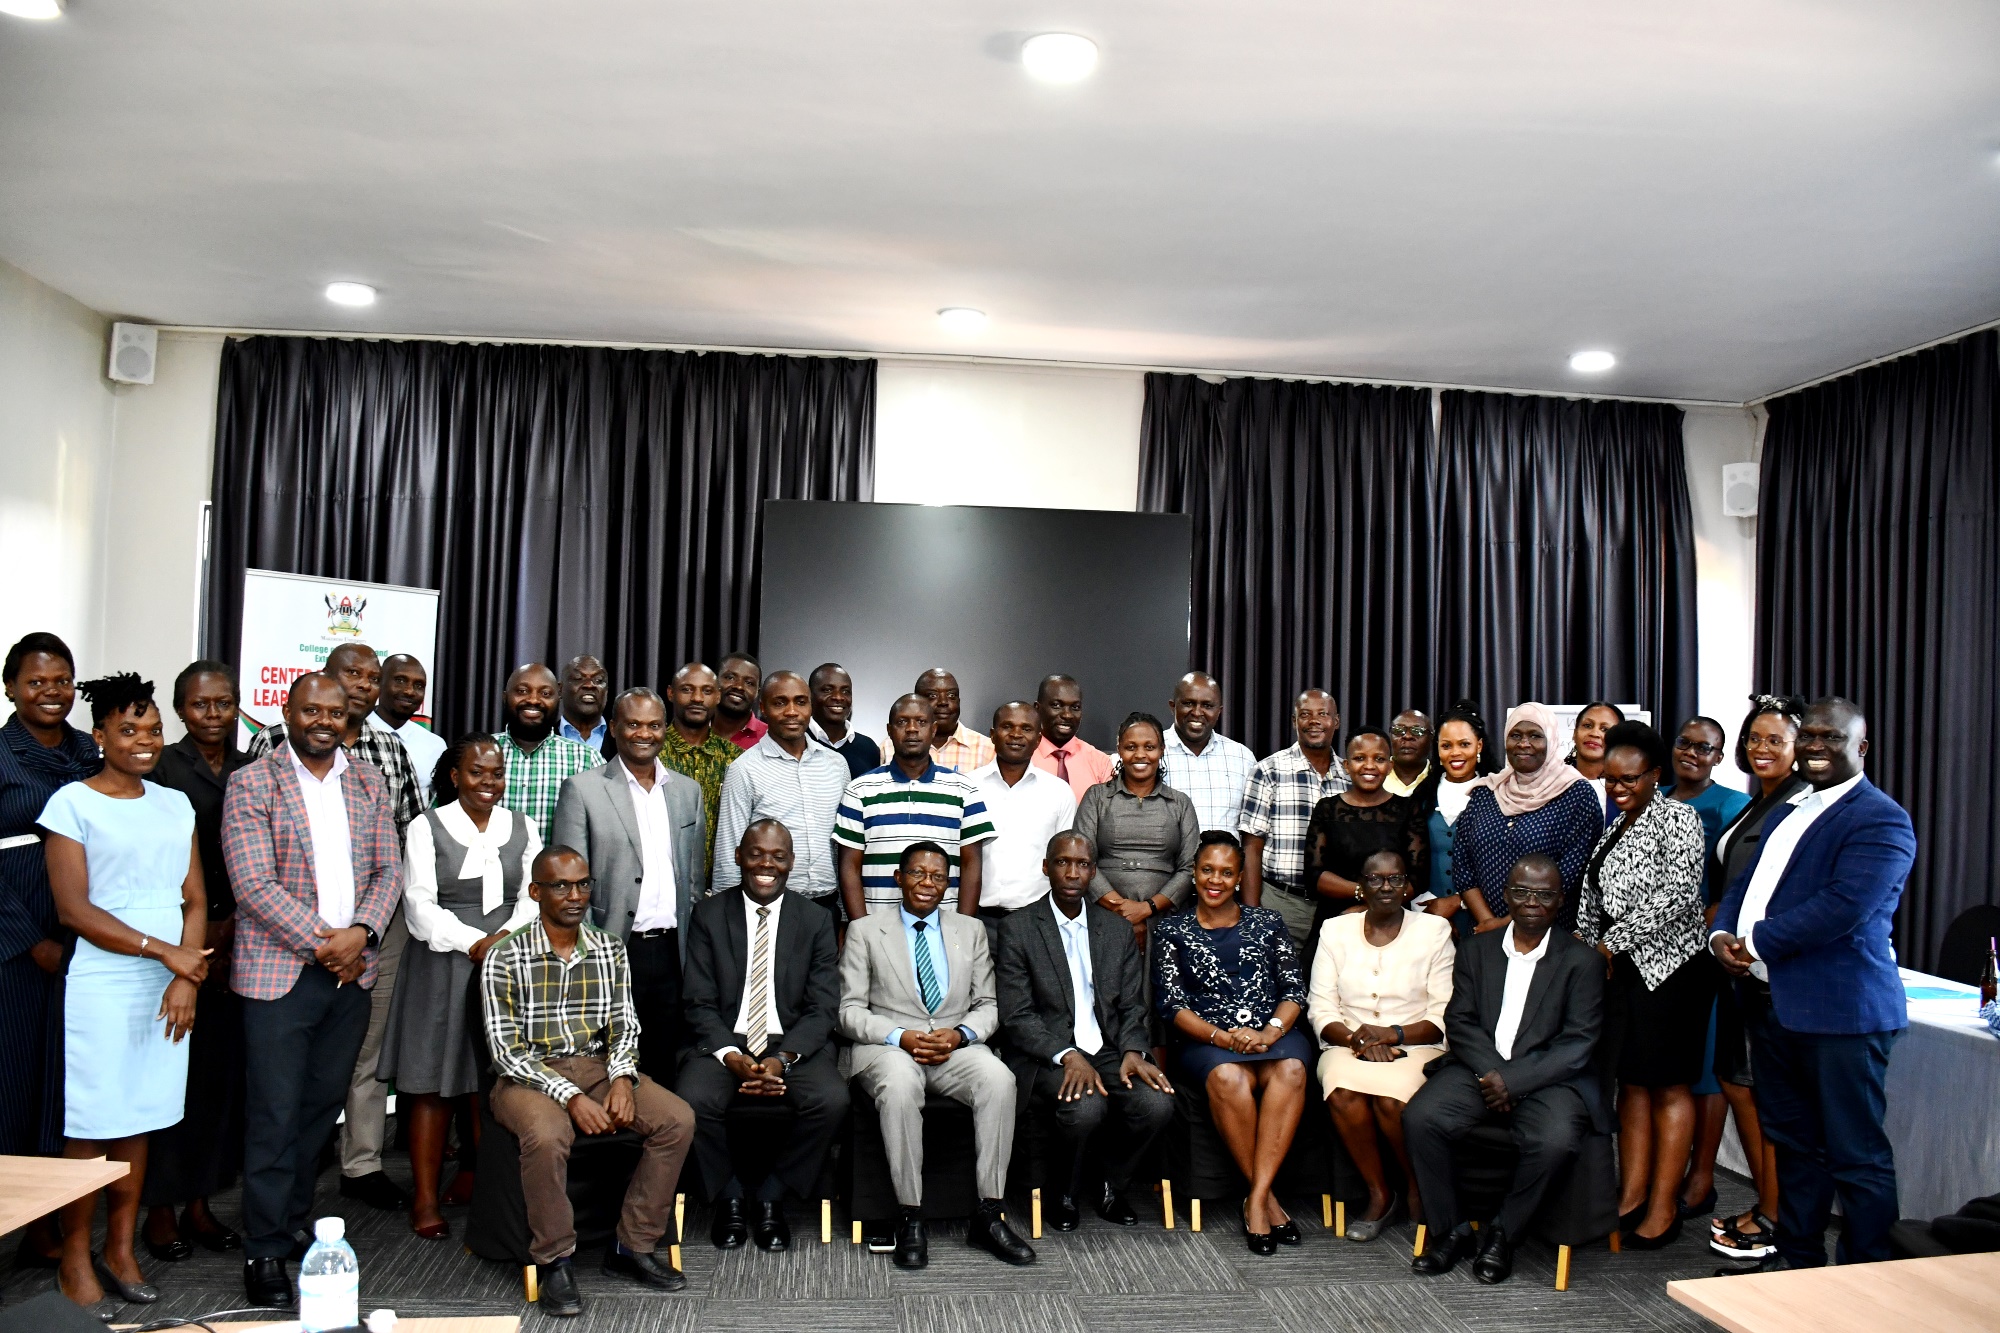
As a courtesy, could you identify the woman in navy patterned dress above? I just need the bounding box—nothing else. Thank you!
[1448,702,1605,935]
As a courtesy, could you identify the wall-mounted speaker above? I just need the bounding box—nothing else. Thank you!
[107,321,157,385]
[1722,462,1759,518]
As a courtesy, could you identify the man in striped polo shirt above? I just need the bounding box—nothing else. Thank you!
[834,695,996,919]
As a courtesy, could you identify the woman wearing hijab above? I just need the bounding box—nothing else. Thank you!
[0,633,100,1267]
[1449,702,1605,935]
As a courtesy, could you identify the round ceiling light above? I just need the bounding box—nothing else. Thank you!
[1569,349,1616,373]
[325,281,377,307]
[937,307,988,334]
[0,0,66,18]
[1021,33,1098,84]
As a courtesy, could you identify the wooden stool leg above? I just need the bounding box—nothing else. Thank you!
[1555,1244,1572,1291]
[524,1264,538,1304]
[1190,1199,1202,1232]
[1161,1178,1175,1230]
[1413,1222,1427,1257]
[1321,1194,1333,1227]
[1336,1200,1346,1236]
[1032,1187,1043,1240]
[669,1191,684,1271]
[851,1219,862,1244]
[1608,1229,1622,1254]
[821,1199,832,1244]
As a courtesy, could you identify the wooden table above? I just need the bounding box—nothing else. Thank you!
[200,1321,517,1333]
[0,1155,129,1235]
[1668,1252,2000,1333]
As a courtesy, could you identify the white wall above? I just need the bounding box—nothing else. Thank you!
[1681,403,1763,781]
[0,259,119,687]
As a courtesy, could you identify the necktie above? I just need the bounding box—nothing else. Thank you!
[912,920,943,1013]
[744,906,773,1057]
[1053,745,1071,783]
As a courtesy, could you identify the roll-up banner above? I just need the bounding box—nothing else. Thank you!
[236,568,440,746]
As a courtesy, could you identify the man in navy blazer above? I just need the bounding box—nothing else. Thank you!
[1711,697,1916,1270]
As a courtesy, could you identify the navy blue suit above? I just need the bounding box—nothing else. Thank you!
[1714,775,1916,1266]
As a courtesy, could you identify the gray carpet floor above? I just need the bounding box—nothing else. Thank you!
[2,1152,1760,1332]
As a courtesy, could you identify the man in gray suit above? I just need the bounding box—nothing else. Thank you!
[552,687,709,1077]
[839,842,1035,1271]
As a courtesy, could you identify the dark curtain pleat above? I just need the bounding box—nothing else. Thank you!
[1434,391,1697,731]
[1755,330,1999,970]
[205,337,874,741]
[1139,375,1696,759]
[1138,373,1436,756]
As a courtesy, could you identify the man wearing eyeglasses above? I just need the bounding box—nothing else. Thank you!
[1403,854,1609,1285]
[1382,710,1437,800]
[482,845,698,1316]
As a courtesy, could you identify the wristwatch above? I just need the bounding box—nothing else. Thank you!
[778,1052,800,1072]
[360,924,380,950]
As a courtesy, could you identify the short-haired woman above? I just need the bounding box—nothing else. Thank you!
[1301,727,1427,954]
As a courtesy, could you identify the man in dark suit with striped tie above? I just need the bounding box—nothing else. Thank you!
[677,820,846,1253]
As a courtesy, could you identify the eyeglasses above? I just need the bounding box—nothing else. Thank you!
[1388,725,1431,739]
[1361,873,1410,889]
[1504,887,1561,906]
[534,878,594,897]
[1673,737,1721,757]
[1604,772,1651,789]
[1743,734,1793,752]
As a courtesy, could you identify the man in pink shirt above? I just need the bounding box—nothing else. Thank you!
[1030,675,1114,800]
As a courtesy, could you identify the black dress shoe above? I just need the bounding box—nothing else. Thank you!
[893,1209,928,1270]
[145,1233,195,1262]
[711,1197,749,1249]
[1244,1224,1277,1256]
[1411,1223,1477,1276]
[1472,1223,1515,1285]
[753,1201,791,1252]
[1271,1219,1303,1247]
[1716,1253,1795,1277]
[339,1171,410,1211]
[243,1257,294,1309]
[1625,1214,1684,1251]
[193,1223,242,1252]
[967,1200,1035,1266]
[537,1258,583,1317]
[1050,1195,1081,1232]
[603,1243,686,1291]
[1096,1186,1138,1226]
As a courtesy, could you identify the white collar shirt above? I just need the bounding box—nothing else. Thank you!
[969,762,1078,912]
[623,759,679,931]
[1051,897,1103,1061]
[288,745,357,929]
[1494,924,1553,1061]
[718,891,786,1060]
[1726,772,1866,981]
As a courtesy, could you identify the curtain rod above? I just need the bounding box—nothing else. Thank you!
[154,322,1743,410]
[1748,313,2000,405]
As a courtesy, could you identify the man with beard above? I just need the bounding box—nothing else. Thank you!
[715,653,767,751]
[246,641,423,1212]
[659,662,742,874]
[558,654,613,758]
[807,663,881,779]
[917,668,993,773]
[494,663,604,835]
[376,653,447,787]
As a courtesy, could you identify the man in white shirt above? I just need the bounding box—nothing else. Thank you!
[1159,672,1258,833]
[552,687,708,1076]
[1710,697,1916,1272]
[968,701,1078,946]
[1404,854,1607,1284]
[378,653,449,789]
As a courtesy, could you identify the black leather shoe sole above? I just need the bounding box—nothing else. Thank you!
[754,1227,790,1252]
[1271,1220,1302,1247]
[243,1260,294,1309]
[190,1225,242,1253]
[145,1236,195,1262]
[712,1225,749,1249]
[1050,1201,1081,1233]
[969,1229,1036,1266]
[893,1244,928,1269]
[602,1249,686,1291]
[1096,1195,1138,1227]
[1473,1257,1513,1284]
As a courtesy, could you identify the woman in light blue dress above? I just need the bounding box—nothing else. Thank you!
[40,674,207,1318]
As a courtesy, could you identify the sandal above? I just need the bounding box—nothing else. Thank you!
[1709,1212,1777,1260]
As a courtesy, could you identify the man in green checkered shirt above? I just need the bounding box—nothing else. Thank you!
[660,661,742,871]
[494,663,605,833]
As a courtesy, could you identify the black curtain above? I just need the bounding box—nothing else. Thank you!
[1139,375,1696,757]
[1434,390,1697,734]
[1756,330,1999,971]
[1138,374,1436,756]
[206,337,874,740]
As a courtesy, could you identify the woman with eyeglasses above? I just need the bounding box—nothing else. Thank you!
[1575,721,1709,1249]
[377,733,541,1238]
[1450,702,1605,935]
[1301,728,1427,958]
[1308,849,1454,1241]
[1701,695,1808,1262]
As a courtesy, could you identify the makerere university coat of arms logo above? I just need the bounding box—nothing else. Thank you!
[325,593,368,638]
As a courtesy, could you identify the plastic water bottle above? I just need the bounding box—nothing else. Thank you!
[299,1216,360,1333]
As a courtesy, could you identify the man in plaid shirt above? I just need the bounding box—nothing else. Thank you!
[1238,688,1349,946]
[494,663,606,835]
[483,844,696,1315]
[244,640,425,1212]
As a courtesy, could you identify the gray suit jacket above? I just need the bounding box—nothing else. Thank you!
[838,907,999,1076]
[550,758,707,956]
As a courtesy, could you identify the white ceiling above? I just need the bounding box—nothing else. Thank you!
[2,1,1997,402]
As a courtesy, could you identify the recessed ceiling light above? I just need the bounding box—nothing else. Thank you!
[0,0,66,18]
[325,282,377,307]
[1569,349,1616,373]
[937,307,987,334]
[1021,33,1098,84]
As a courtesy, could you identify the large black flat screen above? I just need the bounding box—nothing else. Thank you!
[758,501,1192,751]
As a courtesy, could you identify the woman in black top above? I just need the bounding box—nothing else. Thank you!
[1302,728,1425,953]
[139,661,250,1259]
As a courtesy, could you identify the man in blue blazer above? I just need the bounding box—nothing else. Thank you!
[1711,697,1916,1270]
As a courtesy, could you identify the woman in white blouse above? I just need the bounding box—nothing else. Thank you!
[1309,849,1455,1242]
[378,735,539,1239]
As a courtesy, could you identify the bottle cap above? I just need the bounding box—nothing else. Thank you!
[315,1216,346,1243]
[366,1311,398,1333]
